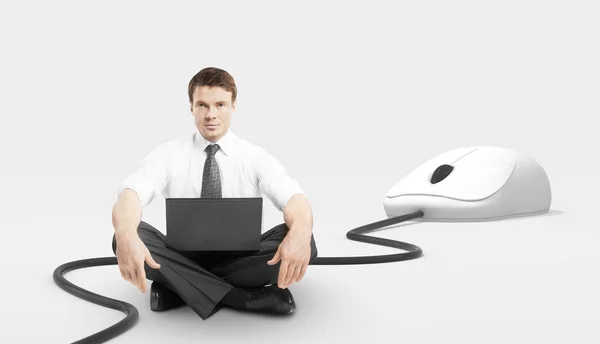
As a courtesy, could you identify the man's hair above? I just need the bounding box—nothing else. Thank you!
[188,67,237,104]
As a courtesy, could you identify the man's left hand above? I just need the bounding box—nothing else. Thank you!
[267,226,312,289]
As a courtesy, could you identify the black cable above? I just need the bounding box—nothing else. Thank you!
[53,257,139,343]
[311,209,424,265]
[53,210,424,343]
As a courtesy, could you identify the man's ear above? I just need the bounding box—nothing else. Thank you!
[232,100,237,111]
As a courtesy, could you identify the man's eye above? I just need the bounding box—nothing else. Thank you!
[218,104,224,107]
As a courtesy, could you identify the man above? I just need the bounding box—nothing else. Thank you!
[110,67,318,320]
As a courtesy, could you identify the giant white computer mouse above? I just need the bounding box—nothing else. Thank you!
[383,146,552,221]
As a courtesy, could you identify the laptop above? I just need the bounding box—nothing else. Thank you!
[165,197,263,252]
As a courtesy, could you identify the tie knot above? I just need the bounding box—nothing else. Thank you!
[205,144,220,157]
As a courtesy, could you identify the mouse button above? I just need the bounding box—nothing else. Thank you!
[436,146,479,163]
[386,160,440,197]
[461,146,517,167]
[386,170,427,197]
[385,153,444,197]
[440,164,516,200]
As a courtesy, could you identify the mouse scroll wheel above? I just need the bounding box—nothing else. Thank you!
[431,164,454,184]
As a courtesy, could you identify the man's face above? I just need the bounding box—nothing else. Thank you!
[190,85,236,142]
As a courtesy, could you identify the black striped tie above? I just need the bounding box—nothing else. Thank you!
[201,144,222,198]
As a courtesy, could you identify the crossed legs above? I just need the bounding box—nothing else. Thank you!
[111,221,318,319]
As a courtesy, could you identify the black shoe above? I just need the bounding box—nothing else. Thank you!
[244,284,296,314]
[150,281,186,312]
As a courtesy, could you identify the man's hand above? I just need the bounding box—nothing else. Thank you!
[267,227,312,289]
[115,231,161,293]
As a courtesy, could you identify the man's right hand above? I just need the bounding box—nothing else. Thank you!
[115,231,161,293]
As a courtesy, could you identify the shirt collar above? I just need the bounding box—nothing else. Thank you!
[194,128,236,156]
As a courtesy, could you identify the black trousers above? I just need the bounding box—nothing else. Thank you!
[111,221,319,319]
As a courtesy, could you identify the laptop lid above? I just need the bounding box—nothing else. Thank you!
[165,197,263,252]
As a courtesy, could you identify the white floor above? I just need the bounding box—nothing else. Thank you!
[3,175,598,344]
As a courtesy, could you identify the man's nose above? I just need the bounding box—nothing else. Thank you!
[205,107,217,118]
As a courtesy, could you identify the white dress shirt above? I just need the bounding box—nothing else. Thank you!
[117,129,305,211]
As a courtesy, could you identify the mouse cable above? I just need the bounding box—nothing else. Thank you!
[53,209,424,344]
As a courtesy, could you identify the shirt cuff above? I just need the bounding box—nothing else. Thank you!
[116,178,155,208]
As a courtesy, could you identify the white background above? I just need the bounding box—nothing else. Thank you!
[0,1,598,343]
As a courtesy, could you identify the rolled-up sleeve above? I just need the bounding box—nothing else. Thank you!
[255,147,305,212]
[116,142,173,208]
